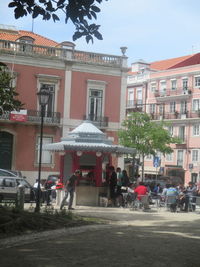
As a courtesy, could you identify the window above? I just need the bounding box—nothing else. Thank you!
[88,89,103,120]
[159,104,164,114]
[151,83,156,93]
[17,36,34,52]
[177,150,184,166]
[146,154,153,160]
[170,102,176,113]
[192,150,199,162]
[40,83,55,116]
[182,78,188,90]
[168,126,173,136]
[136,88,143,105]
[193,125,200,136]
[180,101,187,114]
[87,80,106,121]
[37,74,61,118]
[195,76,200,87]
[165,153,173,161]
[193,99,200,111]
[149,104,156,114]
[127,89,134,106]
[160,81,166,95]
[36,137,53,164]
[179,126,185,141]
[171,80,177,90]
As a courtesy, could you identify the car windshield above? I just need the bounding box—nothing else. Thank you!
[16,179,31,188]
[0,169,16,177]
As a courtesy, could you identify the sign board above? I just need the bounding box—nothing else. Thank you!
[189,163,193,170]
[153,156,161,168]
[10,110,27,122]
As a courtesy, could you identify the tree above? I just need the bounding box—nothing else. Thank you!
[118,112,180,180]
[8,0,108,43]
[0,65,23,115]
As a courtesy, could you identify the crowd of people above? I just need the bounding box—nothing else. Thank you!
[104,165,200,212]
[32,166,200,213]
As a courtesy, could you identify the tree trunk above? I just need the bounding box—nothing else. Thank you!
[142,154,145,181]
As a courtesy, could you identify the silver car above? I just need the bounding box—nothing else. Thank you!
[0,169,33,202]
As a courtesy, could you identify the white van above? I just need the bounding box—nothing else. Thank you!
[0,176,33,202]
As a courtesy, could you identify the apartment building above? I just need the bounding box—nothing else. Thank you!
[0,24,127,184]
[127,53,200,184]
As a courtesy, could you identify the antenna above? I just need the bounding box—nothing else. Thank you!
[31,18,34,32]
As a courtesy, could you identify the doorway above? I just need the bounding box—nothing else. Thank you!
[0,131,13,169]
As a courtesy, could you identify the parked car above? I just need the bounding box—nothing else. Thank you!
[0,169,34,202]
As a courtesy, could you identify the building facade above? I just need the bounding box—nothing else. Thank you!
[127,54,200,185]
[0,25,127,184]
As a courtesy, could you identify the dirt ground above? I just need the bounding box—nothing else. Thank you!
[0,205,200,267]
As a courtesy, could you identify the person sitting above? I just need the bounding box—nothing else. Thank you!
[134,182,149,210]
[166,184,178,212]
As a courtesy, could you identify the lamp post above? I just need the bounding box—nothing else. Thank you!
[35,85,50,212]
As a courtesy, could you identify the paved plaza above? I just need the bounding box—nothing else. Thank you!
[0,205,200,267]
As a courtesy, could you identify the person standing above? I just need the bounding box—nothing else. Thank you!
[109,166,117,206]
[60,170,81,210]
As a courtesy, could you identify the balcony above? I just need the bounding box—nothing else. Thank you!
[0,110,61,125]
[149,110,200,121]
[154,87,192,101]
[126,100,143,111]
[83,114,108,128]
[0,39,123,68]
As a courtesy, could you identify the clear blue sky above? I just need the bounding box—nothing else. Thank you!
[1,0,200,65]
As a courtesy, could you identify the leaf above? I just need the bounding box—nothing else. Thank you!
[8,2,17,8]
[86,35,93,43]
[94,30,103,40]
[57,0,66,6]
[73,31,84,41]
[52,13,60,22]
[91,5,100,12]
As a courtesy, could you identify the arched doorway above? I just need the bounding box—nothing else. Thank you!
[0,131,13,169]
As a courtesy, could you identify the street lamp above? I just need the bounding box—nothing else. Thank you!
[35,85,50,212]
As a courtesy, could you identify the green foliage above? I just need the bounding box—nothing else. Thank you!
[8,0,108,43]
[118,112,180,157]
[0,66,23,115]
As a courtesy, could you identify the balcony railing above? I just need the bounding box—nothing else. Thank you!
[154,87,192,97]
[126,100,143,111]
[149,110,200,120]
[83,114,108,127]
[0,39,123,67]
[0,110,61,124]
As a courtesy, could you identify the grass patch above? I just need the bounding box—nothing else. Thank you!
[0,206,103,239]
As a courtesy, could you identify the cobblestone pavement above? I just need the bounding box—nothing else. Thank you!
[1,205,200,267]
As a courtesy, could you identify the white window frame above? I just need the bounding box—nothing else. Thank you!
[195,76,200,87]
[192,150,199,162]
[86,80,106,117]
[168,126,174,136]
[170,102,176,113]
[165,153,173,162]
[149,104,156,114]
[36,136,53,165]
[182,78,188,90]
[192,99,200,111]
[36,74,61,113]
[171,79,177,90]
[146,154,153,161]
[193,124,200,136]
[150,82,156,93]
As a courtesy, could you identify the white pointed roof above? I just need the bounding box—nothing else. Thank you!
[44,120,135,155]
[70,120,103,134]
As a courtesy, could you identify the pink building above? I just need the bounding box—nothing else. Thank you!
[127,54,200,185]
[0,25,127,185]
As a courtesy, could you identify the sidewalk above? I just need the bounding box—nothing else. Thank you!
[1,204,200,267]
